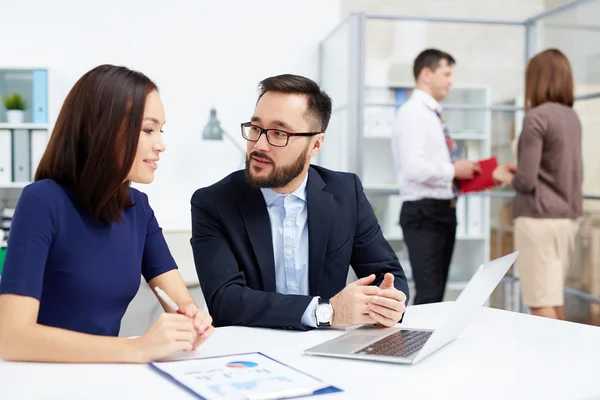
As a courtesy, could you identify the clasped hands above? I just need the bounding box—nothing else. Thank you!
[330,273,407,328]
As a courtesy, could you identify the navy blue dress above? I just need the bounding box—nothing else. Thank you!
[0,180,177,336]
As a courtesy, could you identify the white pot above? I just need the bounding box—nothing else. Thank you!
[6,110,24,124]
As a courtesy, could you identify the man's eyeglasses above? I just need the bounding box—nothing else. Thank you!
[241,122,320,147]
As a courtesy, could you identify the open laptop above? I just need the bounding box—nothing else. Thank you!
[304,252,518,365]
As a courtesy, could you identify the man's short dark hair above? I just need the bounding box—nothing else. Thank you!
[258,74,332,132]
[413,49,456,80]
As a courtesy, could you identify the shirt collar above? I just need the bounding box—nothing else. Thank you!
[413,88,442,112]
[260,173,309,206]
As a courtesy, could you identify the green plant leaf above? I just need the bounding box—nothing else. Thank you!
[2,93,27,111]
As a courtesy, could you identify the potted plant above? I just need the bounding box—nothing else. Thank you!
[2,92,27,124]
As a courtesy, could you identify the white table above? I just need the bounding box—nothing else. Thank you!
[1,302,599,399]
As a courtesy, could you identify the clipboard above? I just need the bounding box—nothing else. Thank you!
[150,352,342,400]
[457,156,499,194]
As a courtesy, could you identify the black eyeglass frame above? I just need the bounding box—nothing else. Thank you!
[240,122,320,147]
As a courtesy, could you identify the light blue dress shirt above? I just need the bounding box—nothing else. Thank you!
[260,175,319,327]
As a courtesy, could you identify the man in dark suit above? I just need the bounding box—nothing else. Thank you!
[191,74,409,330]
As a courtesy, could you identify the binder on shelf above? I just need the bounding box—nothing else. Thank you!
[394,88,409,111]
[386,195,403,239]
[467,196,483,237]
[0,130,12,185]
[31,130,49,177]
[12,129,31,183]
[32,70,48,124]
[456,197,467,237]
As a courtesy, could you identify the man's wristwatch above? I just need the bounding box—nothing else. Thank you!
[315,297,334,328]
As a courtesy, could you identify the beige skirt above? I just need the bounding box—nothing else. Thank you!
[514,217,580,308]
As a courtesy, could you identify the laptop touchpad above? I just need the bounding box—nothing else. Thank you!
[336,334,379,345]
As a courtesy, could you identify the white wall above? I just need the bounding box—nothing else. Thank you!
[1,0,341,230]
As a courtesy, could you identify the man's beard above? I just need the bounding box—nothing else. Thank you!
[245,145,309,189]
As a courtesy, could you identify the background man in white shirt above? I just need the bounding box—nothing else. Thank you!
[392,49,479,305]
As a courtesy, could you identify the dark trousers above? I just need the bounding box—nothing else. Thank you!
[400,199,457,305]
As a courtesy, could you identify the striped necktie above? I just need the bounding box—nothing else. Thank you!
[434,109,460,197]
[434,109,457,161]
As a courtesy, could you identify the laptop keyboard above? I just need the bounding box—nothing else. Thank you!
[355,330,433,358]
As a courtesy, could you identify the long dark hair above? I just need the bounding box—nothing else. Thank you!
[35,64,158,224]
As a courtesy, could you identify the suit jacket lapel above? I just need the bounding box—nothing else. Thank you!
[307,168,333,296]
[237,185,276,292]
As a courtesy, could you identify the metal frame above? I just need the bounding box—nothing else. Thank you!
[318,0,600,313]
[363,103,523,112]
[525,21,537,61]
[350,14,367,180]
[524,0,594,23]
[576,92,600,101]
[365,14,524,25]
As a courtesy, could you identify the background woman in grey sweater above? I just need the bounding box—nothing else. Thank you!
[494,49,582,320]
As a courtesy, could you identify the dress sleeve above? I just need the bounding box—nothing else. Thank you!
[0,183,56,300]
[136,190,178,282]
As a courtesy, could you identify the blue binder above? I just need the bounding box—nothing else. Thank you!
[32,70,48,124]
[394,88,409,111]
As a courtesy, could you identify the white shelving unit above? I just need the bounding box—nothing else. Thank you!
[0,123,48,130]
[0,68,50,260]
[0,182,29,189]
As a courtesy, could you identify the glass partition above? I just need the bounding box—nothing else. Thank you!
[361,17,526,301]
[318,17,363,175]
[536,0,600,97]
[529,0,600,324]
[318,2,600,320]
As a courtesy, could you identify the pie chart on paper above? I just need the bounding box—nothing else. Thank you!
[226,361,258,369]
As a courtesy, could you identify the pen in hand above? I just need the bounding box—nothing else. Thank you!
[153,286,209,339]
[153,286,186,315]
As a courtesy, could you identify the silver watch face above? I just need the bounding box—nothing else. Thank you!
[316,303,333,322]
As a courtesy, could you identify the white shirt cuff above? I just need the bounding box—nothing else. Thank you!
[301,297,319,328]
[442,162,455,184]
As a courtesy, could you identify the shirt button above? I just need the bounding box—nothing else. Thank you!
[286,249,292,255]
[286,220,292,226]
[289,281,296,287]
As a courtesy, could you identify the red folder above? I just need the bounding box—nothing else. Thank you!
[458,156,498,193]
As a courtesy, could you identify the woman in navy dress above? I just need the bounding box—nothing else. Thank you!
[0,64,213,362]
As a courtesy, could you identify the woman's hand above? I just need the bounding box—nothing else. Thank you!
[180,304,214,349]
[493,163,516,186]
[134,313,197,363]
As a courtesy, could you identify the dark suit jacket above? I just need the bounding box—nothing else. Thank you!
[191,165,409,330]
